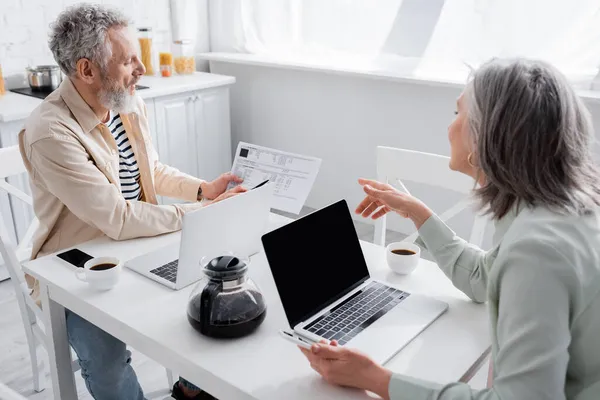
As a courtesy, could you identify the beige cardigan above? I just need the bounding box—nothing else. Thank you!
[19,78,206,298]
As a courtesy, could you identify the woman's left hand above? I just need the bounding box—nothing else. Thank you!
[299,341,392,399]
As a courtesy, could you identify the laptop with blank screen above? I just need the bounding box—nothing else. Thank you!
[261,199,448,364]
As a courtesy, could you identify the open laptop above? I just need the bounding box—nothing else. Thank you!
[126,182,274,290]
[261,199,448,364]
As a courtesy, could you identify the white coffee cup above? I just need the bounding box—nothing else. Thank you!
[386,242,420,275]
[75,256,122,290]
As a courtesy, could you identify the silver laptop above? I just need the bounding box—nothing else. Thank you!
[261,200,448,364]
[126,183,274,290]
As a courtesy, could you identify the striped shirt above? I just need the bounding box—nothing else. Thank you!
[104,111,142,201]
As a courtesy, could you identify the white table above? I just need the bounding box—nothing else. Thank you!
[23,214,490,400]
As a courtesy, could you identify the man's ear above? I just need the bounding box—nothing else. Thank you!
[75,58,97,84]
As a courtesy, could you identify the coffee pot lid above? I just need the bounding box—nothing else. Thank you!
[203,255,248,280]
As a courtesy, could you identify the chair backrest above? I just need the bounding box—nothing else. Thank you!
[0,145,28,180]
[0,146,44,326]
[0,146,38,263]
[374,146,487,247]
[0,209,27,283]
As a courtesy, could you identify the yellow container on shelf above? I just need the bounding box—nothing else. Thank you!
[138,27,155,76]
[0,64,6,95]
[174,56,195,75]
[159,52,173,77]
[173,40,195,75]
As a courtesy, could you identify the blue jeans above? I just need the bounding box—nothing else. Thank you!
[66,310,200,399]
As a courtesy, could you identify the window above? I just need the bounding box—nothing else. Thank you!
[209,0,600,85]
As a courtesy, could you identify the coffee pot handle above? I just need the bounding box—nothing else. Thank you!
[200,280,222,334]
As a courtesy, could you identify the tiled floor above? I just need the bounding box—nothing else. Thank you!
[0,208,409,399]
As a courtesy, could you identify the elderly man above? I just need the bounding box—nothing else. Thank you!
[19,4,241,400]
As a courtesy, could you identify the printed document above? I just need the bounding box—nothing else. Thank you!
[228,142,321,214]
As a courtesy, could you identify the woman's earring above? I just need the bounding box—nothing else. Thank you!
[467,153,477,168]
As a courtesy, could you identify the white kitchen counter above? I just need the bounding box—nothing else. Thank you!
[0,72,235,123]
[0,93,45,123]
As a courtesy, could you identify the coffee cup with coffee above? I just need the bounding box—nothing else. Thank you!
[75,256,122,290]
[385,242,420,275]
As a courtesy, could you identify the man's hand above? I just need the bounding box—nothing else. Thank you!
[200,173,244,200]
[299,340,392,399]
[211,185,247,204]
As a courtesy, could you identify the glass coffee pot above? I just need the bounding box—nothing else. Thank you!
[187,254,267,338]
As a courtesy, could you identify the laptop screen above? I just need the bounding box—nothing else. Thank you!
[261,200,370,328]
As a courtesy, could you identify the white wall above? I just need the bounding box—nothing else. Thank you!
[0,0,209,82]
[209,60,600,246]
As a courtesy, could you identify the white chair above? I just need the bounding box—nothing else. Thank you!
[0,146,38,273]
[0,145,175,393]
[373,146,488,247]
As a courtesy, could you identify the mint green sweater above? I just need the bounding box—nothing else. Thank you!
[389,206,600,399]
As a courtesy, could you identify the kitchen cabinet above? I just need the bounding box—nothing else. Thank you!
[194,89,232,183]
[0,72,235,281]
[153,92,198,177]
[151,92,198,205]
[149,87,232,204]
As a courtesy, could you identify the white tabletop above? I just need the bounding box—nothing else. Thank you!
[23,214,489,400]
[0,72,235,123]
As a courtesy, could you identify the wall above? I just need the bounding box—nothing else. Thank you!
[209,60,600,246]
[0,0,209,83]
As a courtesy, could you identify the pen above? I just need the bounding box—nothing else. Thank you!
[252,180,269,190]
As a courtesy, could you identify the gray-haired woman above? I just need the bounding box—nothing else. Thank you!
[300,59,600,399]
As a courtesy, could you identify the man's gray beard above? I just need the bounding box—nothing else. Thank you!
[98,74,136,114]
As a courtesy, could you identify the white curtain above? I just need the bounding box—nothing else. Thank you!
[415,0,600,84]
[209,0,600,84]
[210,0,407,71]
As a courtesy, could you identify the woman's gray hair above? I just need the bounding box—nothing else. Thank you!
[464,58,600,219]
[49,3,130,76]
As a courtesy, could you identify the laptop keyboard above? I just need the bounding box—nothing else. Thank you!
[149,260,179,283]
[305,282,409,346]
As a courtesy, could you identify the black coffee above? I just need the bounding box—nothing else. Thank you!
[392,249,416,255]
[187,289,267,338]
[90,263,117,271]
[187,310,267,339]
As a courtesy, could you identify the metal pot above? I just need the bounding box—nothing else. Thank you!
[26,65,62,92]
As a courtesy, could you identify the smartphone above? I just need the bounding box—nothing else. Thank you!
[251,180,269,190]
[56,248,94,268]
[279,329,317,350]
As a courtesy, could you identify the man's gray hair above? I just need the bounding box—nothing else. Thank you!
[49,3,130,76]
[465,58,600,219]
